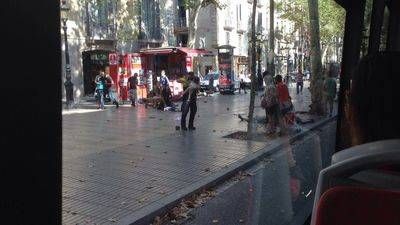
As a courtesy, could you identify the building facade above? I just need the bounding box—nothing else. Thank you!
[61,0,296,101]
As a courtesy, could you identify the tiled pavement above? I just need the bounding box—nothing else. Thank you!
[62,82,324,224]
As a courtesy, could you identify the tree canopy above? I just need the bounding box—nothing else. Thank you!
[278,0,345,45]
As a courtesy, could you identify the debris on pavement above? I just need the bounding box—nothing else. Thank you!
[150,189,217,225]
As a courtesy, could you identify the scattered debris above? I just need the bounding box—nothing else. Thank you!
[163,151,168,154]
[146,145,151,148]
[204,168,211,172]
[239,219,245,223]
[78,179,86,182]
[146,186,154,190]
[150,189,217,225]
[230,171,253,182]
[212,219,219,223]
[71,211,77,215]
[138,197,148,203]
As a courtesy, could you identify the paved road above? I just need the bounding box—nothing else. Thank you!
[62,81,330,224]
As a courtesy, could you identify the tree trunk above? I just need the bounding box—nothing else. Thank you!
[268,0,275,77]
[247,0,258,139]
[321,44,328,65]
[307,0,325,115]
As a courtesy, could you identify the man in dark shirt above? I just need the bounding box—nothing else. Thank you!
[128,73,138,107]
[181,74,200,131]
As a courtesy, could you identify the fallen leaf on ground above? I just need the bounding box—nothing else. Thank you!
[146,186,154,189]
[78,179,86,182]
[108,218,117,222]
[153,216,162,225]
[138,198,147,203]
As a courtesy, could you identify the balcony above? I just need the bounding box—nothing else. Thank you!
[223,19,234,31]
[174,17,189,34]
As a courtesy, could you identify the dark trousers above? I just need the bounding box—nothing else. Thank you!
[296,82,303,94]
[239,83,247,93]
[162,88,171,107]
[181,101,197,128]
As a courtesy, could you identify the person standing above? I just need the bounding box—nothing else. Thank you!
[95,70,106,110]
[261,71,279,134]
[160,70,171,107]
[323,69,337,117]
[296,69,304,94]
[208,73,214,93]
[179,73,193,112]
[276,75,292,134]
[128,73,138,107]
[181,75,200,131]
[118,69,128,103]
[104,68,119,108]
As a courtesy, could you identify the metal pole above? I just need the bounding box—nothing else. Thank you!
[62,18,74,108]
[62,19,71,78]
[268,0,275,77]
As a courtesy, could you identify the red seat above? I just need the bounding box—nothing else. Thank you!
[315,186,400,225]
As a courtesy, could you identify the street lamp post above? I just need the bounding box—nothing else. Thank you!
[61,1,74,109]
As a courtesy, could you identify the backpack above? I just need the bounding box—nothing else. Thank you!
[261,86,278,109]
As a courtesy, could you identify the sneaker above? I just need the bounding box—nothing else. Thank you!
[189,127,196,131]
[181,127,188,131]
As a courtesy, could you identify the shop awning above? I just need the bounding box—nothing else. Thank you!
[139,47,214,57]
[177,47,214,57]
[139,47,177,55]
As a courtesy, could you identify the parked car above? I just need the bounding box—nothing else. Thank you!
[200,72,220,92]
